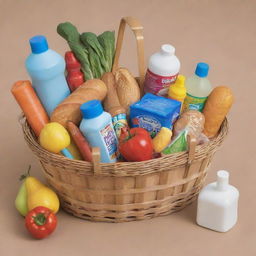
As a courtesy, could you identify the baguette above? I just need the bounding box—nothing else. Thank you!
[203,86,234,138]
[114,68,140,114]
[50,79,107,127]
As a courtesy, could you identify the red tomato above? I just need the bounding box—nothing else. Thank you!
[119,127,153,161]
[25,206,57,239]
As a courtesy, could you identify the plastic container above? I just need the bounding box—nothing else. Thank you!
[144,44,180,96]
[197,170,239,232]
[65,51,84,92]
[26,35,70,115]
[183,62,212,112]
[79,100,117,163]
[130,93,181,137]
[168,74,186,111]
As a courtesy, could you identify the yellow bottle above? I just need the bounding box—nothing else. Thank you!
[168,75,186,111]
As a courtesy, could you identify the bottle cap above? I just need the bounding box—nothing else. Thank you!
[195,62,209,78]
[29,35,49,54]
[65,51,81,70]
[217,170,229,191]
[80,100,103,119]
[161,44,175,55]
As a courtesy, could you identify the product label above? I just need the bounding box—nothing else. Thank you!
[144,69,178,96]
[100,124,117,160]
[132,115,162,137]
[183,93,207,112]
[112,113,128,138]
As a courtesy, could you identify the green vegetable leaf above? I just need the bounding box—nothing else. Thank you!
[88,47,104,78]
[80,32,109,72]
[57,22,94,79]
[98,31,115,71]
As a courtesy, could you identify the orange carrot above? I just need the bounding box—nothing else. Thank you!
[11,80,49,137]
[67,121,92,162]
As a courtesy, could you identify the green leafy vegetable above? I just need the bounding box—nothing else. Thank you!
[57,22,116,79]
[80,32,109,73]
[88,47,104,78]
[57,22,93,80]
[98,31,115,71]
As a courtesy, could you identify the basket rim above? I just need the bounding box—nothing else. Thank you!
[20,115,229,176]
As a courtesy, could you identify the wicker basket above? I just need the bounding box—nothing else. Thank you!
[20,17,229,222]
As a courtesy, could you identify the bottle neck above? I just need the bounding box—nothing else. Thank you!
[216,170,229,191]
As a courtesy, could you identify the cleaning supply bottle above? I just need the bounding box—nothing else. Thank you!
[183,62,212,112]
[197,170,239,232]
[168,74,186,111]
[25,35,70,115]
[65,51,84,92]
[79,100,117,163]
[144,44,180,96]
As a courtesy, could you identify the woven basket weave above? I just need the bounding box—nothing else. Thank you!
[19,17,229,222]
[21,116,228,222]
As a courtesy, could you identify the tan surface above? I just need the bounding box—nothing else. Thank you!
[1,0,255,255]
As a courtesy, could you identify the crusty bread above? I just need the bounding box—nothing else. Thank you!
[203,86,234,138]
[50,79,107,127]
[174,110,205,139]
[102,72,126,117]
[114,68,140,114]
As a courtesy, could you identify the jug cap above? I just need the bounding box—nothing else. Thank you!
[29,35,49,54]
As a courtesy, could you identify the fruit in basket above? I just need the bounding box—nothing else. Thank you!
[15,182,28,216]
[119,127,153,161]
[25,206,57,239]
[39,122,70,153]
[25,175,59,214]
[152,127,173,153]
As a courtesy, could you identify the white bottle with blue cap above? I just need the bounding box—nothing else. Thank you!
[25,35,70,115]
[197,170,239,232]
[79,100,117,163]
[183,62,212,112]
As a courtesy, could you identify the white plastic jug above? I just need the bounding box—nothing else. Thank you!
[144,44,180,96]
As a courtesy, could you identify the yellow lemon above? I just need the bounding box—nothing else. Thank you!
[39,122,70,153]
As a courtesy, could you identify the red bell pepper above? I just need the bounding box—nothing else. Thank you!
[25,206,57,239]
[119,127,153,161]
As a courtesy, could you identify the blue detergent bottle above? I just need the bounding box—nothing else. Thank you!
[25,35,70,115]
[79,100,118,163]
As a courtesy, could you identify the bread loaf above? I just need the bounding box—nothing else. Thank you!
[203,86,234,138]
[50,79,107,127]
[114,68,140,114]
[174,110,205,139]
[102,72,126,117]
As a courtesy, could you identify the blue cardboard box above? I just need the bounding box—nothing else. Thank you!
[130,93,181,137]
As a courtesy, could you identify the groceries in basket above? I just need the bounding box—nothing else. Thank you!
[11,20,234,164]
[11,17,234,223]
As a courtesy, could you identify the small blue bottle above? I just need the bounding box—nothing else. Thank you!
[79,100,117,163]
[25,35,70,115]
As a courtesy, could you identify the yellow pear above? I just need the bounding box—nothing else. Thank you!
[25,176,59,214]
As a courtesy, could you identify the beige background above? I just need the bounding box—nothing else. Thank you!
[1,0,255,255]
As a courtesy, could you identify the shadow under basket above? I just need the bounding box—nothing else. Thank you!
[20,116,228,222]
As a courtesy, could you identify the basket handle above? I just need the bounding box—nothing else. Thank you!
[112,16,146,95]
